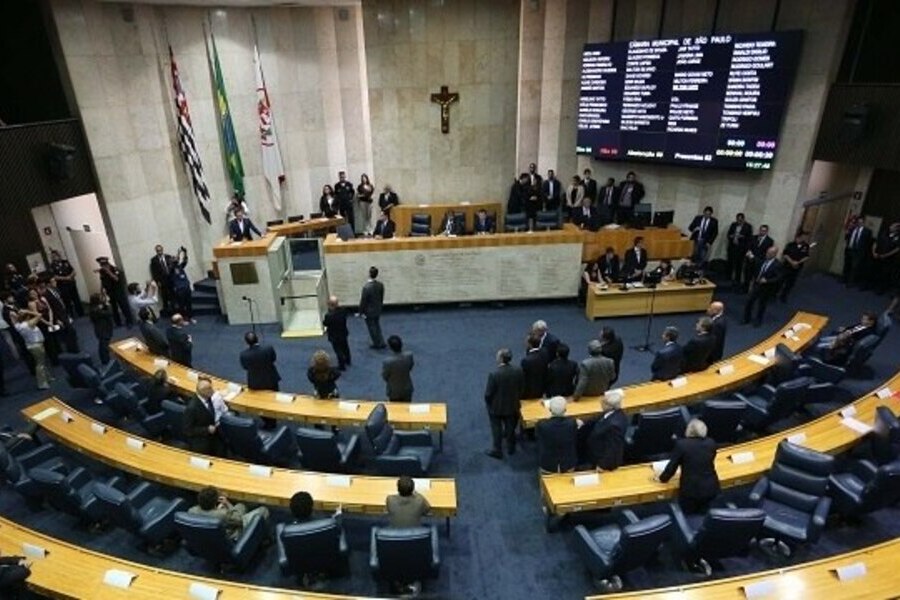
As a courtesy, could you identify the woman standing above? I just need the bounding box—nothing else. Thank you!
[169,247,192,322]
[88,292,114,367]
[319,185,339,218]
[653,418,720,513]
[357,173,375,235]
[307,350,341,399]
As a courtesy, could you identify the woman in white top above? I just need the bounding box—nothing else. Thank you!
[127,281,159,322]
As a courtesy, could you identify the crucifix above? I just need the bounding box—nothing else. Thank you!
[430,85,459,134]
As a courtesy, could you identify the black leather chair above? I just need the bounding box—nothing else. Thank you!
[58,352,93,388]
[875,311,892,341]
[699,399,745,444]
[504,212,527,233]
[160,399,188,443]
[174,511,267,572]
[110,382,167,437]
[364,404,434,476]
[827,458,900,519]
[78,363,135,405]
[534,210,561,231]
[370,526,440,589]
[277,518,349,581]
[0,443,67,505]
[625,406,690,462]
[267,219,285,227]
[869,406,900,464]
[573,510,672,591]
[295,427,359,472]
[410,214,432,237]
[93,481,186,548]
[28,466,121,524]
[668,503,765,575]
[453,212,466,234]
[218,413,297,467]
[799,356,845,385]
[735,376,812,431]
[748,440,834,555]
[843,334,881,375]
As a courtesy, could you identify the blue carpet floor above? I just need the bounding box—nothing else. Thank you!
[0,271,898,599]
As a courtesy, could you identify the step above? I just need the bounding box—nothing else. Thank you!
[191,291,219,307]
[193,278,217,294]
[192,306,221,317]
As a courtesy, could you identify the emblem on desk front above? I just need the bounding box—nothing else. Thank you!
[415,254,426,266]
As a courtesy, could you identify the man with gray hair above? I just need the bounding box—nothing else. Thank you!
[706,301,727,362]
[580,392,628,470]
[484,348,525,460]
[682,316,715,372]
[531,319,560,362]
[651,326,683,381]
[572,340,616,401]
[536,396,577,472]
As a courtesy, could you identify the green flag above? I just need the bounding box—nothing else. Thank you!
[210,32,244,198]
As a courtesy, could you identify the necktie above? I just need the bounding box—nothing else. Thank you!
[851,227,860,249]
[701,218,707,237]
[759,260,772,281]
[758,236,764,247]
[605,188,612,204]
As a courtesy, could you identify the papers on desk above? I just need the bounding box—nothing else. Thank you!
[786,432,807,446]
[631,282,645,288]
[125,437,144,450]
[117,340,138,351]
[103,569,136,589]
[274,392,295,404]
[730,451,755,464]
[604,388,625,402]
[840,405,857,418]
[60,411,74,423]
[326,475,352,488]
[226,382,242,394]
[413,478,431,492]
[743,579,776,599]
[718,364,735,376]
[747,354,770,366]
[409,404,431,414]
[841,417,873,435]
[153,358,169,369]
[572,473,600,487]
[792,322,812,332]
[876,387,894,400]
[189,582,221,600]
[651,460,669,475]
[834,561,867,582]
[90,422,106,435]
[21,542,46,559]
[32,407,60,422]
[669,376,688,388]
[189,456,211,470]
[782,331,800,341]
[186,370,199,383]
[248,464,272,478]
[338,401,359,412]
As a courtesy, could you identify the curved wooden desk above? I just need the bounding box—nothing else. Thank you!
[520,311,827,428]
[110,339,447,437]
[592,536,900,599]
[0,517,380,599]
[23,398,457,522]
[542,373,900,515]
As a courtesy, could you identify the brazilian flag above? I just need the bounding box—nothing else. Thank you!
[211,33,244,198]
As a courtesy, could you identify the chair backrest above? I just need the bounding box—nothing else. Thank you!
[411,213,432,226]
[287,215,304,223]
[846,334,880,370]
[267,219,285,227]
[614,514,672,572]
[174,512,234,563]
[692,508,766,558]
[0,445,22,484]
[768,376,813,419]
[365,404,395,455]
[631,407,687,456]
[875,311,892,339]
[76,364,101,391]
[453,212,466,232]
[28,467,82,516]
[865,461,900,509]
[774,343,799,370]
[765,441,834,512]
[278,519,343,575]
[872,406,900,464]
[410,222,431,236]
[58,352,93,387]
[93,483,139,531]
[295,428,342,471]
[373,526,436,581]
[219,413,264,458]
[535,210,560,230]
[161,400,187,439]
[504,212,527,232]
[700,400,745,443]
[113,382,146,419]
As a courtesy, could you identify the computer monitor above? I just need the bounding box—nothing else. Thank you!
[335,223,355,241]
[652,210,674,228]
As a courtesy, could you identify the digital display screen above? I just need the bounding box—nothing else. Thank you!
[575,31,803,170]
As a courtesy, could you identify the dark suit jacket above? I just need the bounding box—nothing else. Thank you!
[473,215,495,233]
[622,247,647,276]
[651,342,683,380]
[545,357,577,397]
[585,409,628,470]
[228,218,262,241]
[727,222,753,250]
[600,337,624,381]
[240,344,281,391]
[754,257,783,294]
[682,333,715,373]
[373,219,395,239]
[617,181,645,206]
[597,184,619,208]
[659,437,721,501]
[139,320,169,357]
[378,192,399,213]
[322,307,349,342]
[597,254,620,281]
[484,364,524,416]
[708,314,727,363]
[688,215,719,245]
[183,395,217,454]
[538,332,560,363]
[521,350,548,399]
[382,351,414,400]
[359,280,384,317]
[320,195,340,218]
[582,177,598,202]
[748,235,774,261]
[166,325,192,366]
[149,253,175,284]
[537,416,578,472]
[542,178,562,209]
[844,225,873,258]
[439,214,464,236]
[572,206,598,230]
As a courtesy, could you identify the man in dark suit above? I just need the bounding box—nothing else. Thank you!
[438,210,464,236]
[599,326,624,383]
[49,249,82,317]
[43,278,79,354]
[706,301,727,363]
[536,396,578,472]
[358,266,386,349]
[377,185,400,213]
[743,246,783,327]
[521,335,547,399]
[622,236,648,281]
[149,244,176,313]
[545,343,578,397]
[527,162,543,192]
[597,247,620,283]
[572,340,616,400]
[688,206,719,266]
[843,216,873,287]
[484,348,524,459]
[166,313,192,367]
[183,378,224,456]
[742,224,773,292]
[726,213,753,286]
[682,317,716,373]
[581,393,628,470]
[780,230,811,301]
[655,419,720,514]
[382,335,414,402]
[531,319,559,363]
[597,177,618,225]
[473,209,495,234]
[97,256,132,327]
[582,168,598,204]
[334,171,355,230]
[372,210,396,239]
[138,307,168,356]
[616,171,645,224]
[572,197,598,231]
[322,295,351,370]
[228,207,262,241]
[541,169,561,212]
[240,331,280,391]
[651,326,683,381]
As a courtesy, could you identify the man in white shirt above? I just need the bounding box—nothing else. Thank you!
[13,311,50,390]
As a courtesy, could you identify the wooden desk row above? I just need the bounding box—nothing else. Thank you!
[212,217,345,260]
[593,535,900,600]
[0,517,380,599]
[111,338,448,436]
[520,311,828,427]
[585,280,716,320]
[24,398,458,521]
[542,373,900,515]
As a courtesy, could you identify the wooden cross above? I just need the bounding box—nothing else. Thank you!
[430,85,459,134]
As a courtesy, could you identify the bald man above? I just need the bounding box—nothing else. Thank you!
[166,313,192,367]
[322,296,351,370]
[183,378,224,456]
[707,301,727,362]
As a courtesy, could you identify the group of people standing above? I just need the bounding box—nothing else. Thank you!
[319,171,401,236]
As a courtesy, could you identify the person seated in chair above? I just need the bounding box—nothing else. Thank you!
[651,326,683,381]
[188,485,270,541]
[285,491,343,588]
[572,196,598,231]
[597,247,621,283]
[439,209,463,236]
[473,209,495,234]
[372,210,396,239]
[814,310,878,365]
[621,236,648,282]
[386,475,431,528]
